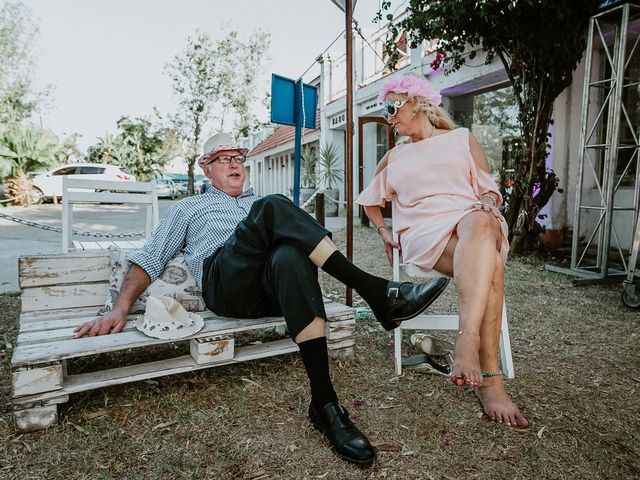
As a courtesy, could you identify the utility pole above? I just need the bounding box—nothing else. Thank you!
[345,0,354,306]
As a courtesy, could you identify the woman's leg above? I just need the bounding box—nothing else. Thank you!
[433,211,502,386]
[474,252,529,427]
[433,213,528,427]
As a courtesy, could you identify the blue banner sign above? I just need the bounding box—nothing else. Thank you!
[271,74,317,129]
[270,74,318,205]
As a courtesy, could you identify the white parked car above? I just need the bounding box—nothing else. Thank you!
[32,163,136,203]
[154,178,179,199]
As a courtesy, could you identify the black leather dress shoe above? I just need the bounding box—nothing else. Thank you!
[308,402,375,467]
[372,278,450,331]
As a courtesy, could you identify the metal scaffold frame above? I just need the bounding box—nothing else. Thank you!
[549,3,640,284]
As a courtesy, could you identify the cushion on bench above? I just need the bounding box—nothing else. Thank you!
[99,247,205,315]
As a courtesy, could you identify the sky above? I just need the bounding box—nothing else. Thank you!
[21,0,386,149]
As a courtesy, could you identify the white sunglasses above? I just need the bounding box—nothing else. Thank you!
[382,100,408,120]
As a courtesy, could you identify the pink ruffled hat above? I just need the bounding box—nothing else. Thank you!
[378,75,442,106]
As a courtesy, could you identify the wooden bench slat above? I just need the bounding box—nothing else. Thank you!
[66,191,156,204]
[21,283,108,313]
[19,320,136,343]
[18,302,352,331]
[21,306,102,323]
[75,241,100,250]
[12,317,285,366]
[16,313,279,345]
[19,254,110,288]
[64,178,155,192]
[14,306,353,353]
[13,339,299,404]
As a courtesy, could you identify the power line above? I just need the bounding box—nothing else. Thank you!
[299,29,345,80]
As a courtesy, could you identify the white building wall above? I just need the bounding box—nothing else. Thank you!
[246,131,321,199]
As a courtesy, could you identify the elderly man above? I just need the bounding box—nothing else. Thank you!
[74,133,448,467]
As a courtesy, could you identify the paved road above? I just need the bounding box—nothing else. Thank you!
[0,199,346,294]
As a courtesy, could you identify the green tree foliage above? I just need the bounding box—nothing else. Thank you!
[164,32,218,195]
[214,30,270,138]
[165,29,270,194]
[86,116,178,181]
[0,1,45,124]
[0,123,61,178]
[380,0,598,253]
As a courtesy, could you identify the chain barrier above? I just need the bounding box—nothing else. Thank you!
[301,189,319,208]
[300,189,348,208]
[323,194,347,206]
[0,210,144,238]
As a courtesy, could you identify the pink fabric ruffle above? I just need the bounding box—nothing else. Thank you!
[378,75,442,105]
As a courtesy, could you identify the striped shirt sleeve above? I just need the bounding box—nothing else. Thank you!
[127,203,189,282]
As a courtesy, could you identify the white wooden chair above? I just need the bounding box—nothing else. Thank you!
[392,233,515,378]
[61,177,159,253]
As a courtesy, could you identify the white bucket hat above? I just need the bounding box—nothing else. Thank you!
[198,132,248,167]
[135,295,204,340]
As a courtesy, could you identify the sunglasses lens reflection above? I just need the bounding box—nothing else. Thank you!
[383,103,397,120]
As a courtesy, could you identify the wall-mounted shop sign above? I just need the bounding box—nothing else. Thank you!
[330,112,346,129]
[363,99,382,114]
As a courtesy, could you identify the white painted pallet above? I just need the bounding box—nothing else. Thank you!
[11,252,357,433]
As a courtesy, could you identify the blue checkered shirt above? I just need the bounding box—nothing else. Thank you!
[127,184,257,287]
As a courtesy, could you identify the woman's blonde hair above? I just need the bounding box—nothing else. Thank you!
[372,92,456,175]
[386,91,456,130]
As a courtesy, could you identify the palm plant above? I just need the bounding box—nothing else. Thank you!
[5,171,35,206]
[318,143,343,189]
[300,144,317,189]
[0,123,60,179]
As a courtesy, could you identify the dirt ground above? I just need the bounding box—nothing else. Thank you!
[1,225,639,479]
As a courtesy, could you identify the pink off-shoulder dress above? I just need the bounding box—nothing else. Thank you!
[356,127,509,271]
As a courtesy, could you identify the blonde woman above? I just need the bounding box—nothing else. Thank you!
[356,75,528,428]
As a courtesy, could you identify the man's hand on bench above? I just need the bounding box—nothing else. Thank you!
[74,308,128,338]
[74,264,150,338]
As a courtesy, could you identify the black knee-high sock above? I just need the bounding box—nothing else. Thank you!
[321,250,389,308]
[298,337,338,410]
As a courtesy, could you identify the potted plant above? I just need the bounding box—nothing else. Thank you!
[300,144,317,213]
[317,143,343,217]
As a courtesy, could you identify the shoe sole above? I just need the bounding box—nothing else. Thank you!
[310,420,375,467]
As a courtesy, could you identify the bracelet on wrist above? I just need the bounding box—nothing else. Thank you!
[479,193,497,207]
[376,224,389,234]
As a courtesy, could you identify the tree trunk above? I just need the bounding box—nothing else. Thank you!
[504,78,558,254]
[187,158,195,196]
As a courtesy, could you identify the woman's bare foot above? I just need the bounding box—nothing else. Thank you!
[450,331,482,386]
[475,377,529,428]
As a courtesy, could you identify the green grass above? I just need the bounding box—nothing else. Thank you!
[1,227,639,479]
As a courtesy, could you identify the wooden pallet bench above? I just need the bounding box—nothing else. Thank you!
[11,252,356,433]
[71,239,147,251]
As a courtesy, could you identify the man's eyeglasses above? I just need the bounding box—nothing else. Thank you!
[382,100,408,120]
[207,154,247,165]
